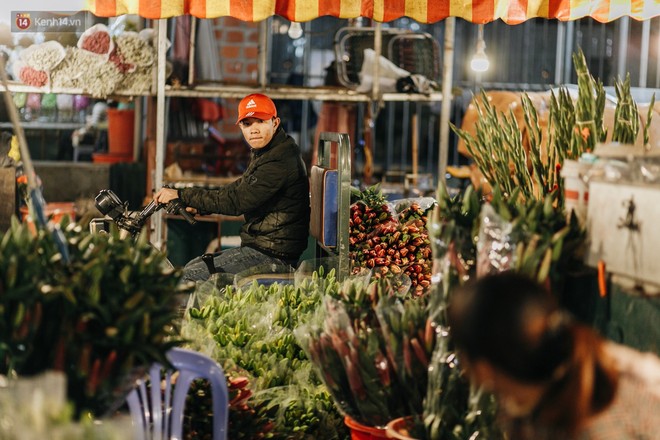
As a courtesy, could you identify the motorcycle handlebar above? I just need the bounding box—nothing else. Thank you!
[166,198,197,225]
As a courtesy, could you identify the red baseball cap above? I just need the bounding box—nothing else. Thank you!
[236,93,277,124]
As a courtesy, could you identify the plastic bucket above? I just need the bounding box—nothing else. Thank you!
[92,152,133,164]
[561,160,590,226]
[107,108,135,156]
[345,416,388,440]
[385,416,421,440]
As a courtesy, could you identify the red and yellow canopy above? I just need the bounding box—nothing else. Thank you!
[86,0,660,24]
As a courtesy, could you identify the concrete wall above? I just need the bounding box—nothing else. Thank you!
[33,161,110,202]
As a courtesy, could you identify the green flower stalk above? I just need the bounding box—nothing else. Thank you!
[612,73,639,145]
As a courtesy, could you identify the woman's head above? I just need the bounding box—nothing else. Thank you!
[448,272,617,430]
[449,272,572,384]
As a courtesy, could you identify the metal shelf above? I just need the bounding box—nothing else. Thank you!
[165,83,442,102]
[0,121,85,130]
[0,81,151,98]
[0,79,442,103]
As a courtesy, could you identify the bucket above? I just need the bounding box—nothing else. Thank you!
[107,108,135,156]
[92,152,133,164]
[385,416,421,440]
[561,160,591,226]
[344,416,388,440]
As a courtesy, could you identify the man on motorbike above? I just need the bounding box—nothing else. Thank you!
[154,94,310,282]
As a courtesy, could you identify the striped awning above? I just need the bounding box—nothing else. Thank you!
[85,0,660,24]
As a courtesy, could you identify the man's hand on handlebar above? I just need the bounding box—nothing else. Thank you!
[154,188,199,216]
[154,187,179,204]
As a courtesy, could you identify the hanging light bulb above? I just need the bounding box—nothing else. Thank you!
[470,24,490,73]
[287,22,303,39]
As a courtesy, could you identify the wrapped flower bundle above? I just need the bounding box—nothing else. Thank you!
[77,24,113,59]
[296,277,436,427]
[14,26,159,97]
[184,266,347,439]
[349,185,434,296]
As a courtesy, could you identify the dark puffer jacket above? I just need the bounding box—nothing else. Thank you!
[178,128,310,261]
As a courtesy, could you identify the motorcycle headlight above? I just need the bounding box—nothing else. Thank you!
[95,189,125,220]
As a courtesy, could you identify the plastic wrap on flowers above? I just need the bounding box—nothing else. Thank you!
[20,41,66,72]
[423,323,469,439]
[427,184,481,313]
[233,263,295,290]
[77,23,114,60]
[476,203,515,277]
[295,276,431,428]
[349,187,435,296]
[184,267,348,438]
[483,188,585,285]
[295,257,341,287]
[423,324,502,440]
[295,298,402,427]
[375,295,435,416]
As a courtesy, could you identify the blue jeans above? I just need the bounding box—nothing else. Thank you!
[181,246,294,283]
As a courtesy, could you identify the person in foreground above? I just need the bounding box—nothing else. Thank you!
[155,93,310,282]
[448,272,660,440]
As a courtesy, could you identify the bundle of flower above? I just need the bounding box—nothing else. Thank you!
[77,24,113,59]
[50,47,123,98]
[114,32,155,68]
[432,182,584,293]
[183,267,347,439]
[12,41,66,87]
[422,321,503,440]
[111,32,158,94]
[14,27,160,97]
[476,187,585,287]
[349,185,434,296]
[296,277,436,427]
[409,185,507,440]
[348,184,394,250]
[0,217,188,417]
[20,40,67,71]
[453,49,655,208]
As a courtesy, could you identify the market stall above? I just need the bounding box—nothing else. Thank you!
[1,1,659,439]
[78,0,660,247]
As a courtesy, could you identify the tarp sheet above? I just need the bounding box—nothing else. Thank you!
[85,0,660,23]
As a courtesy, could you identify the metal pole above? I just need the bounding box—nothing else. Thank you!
[438,17,455,184]
[372,22,382,100]
[555,22,565,84]
[563,21,574,83]
[657,17,660,88]
[640,19,650,87]
[301,20,311,150]
[153,18,168,249]
[617,17,630,81]
[258,19,268,88]
[386,102,395,170]
[188,17,197,86]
